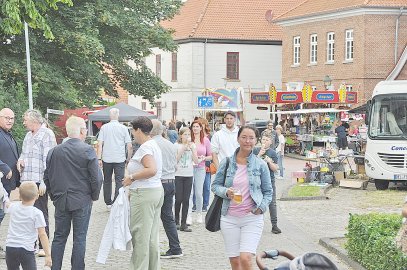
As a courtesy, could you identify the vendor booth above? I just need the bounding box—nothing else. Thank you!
[196,87,244,130]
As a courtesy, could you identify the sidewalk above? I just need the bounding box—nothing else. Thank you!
[0,157,352,269]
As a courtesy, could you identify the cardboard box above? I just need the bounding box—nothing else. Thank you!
[334,171,346,181]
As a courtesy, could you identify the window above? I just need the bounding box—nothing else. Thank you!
[172,101,177,120]
[293,36,300,65]
[326,32,335,62]
[141,102,146,111]
[172,53,177,81]
[226,52,239,80]
[346,85,353,92]
[155,102,162,119]
[309,34,317,64]
[345,29,353,61]
[156,54,161,78]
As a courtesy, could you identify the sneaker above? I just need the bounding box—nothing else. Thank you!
[38,249,46,257]
[202,206,208,212]
[192,205,196,212]
[0,247,5,259]
[196,213,203,224]
[186,215,192,226]
[160,250,183,259]
[271,224,282,234]
[180,225,192,232]
[176,224,180,230]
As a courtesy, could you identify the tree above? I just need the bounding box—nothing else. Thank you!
[0,0,182,143]
[0,0,73,39]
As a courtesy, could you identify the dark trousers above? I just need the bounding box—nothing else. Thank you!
[51,203,92,270]
[102,161,125,205]
[6,246,37,270]
[174,176,193,226]
[193,171,211,209]
[269,180,277,225]
[160,180,182,254]
[34,188,49,250]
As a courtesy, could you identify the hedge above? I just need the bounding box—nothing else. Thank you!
[346,213,407,270]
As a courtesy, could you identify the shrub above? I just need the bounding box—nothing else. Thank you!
[346,213,407,270]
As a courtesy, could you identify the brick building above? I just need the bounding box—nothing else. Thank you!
[274,0,407,105]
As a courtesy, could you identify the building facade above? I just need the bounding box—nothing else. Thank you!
[129,0,302,122]
[275,0,407,105]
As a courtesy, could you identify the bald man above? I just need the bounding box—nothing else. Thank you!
[0,108,20,197]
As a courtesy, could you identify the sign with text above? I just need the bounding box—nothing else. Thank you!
[250,91,358,104]
[197,96,214,108]
[47,108,64,115]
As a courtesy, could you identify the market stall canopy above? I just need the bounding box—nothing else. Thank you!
[348,104,366,113]
[270,108,348,115]
[88,102,156,122]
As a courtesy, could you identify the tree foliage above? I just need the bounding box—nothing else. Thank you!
[0,0,73,39]
[1,0,182,143]
[1,0,182,141]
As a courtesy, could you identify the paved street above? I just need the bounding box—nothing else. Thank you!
[1,157,405,269]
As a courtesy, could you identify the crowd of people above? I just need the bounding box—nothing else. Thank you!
[0,107,287,270]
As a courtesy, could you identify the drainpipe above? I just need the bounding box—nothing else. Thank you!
[395,7,404,64]
[204,38,208,88]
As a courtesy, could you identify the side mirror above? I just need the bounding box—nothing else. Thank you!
[365,100,371,125]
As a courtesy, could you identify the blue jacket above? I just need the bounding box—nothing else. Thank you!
[211,148,272,216]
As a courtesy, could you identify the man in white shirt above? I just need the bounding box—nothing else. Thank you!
[211,111,239,169]
[97,108,132,208]
[275,125,285,179]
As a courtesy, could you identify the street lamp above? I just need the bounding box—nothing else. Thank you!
[323,75,332,90]
[24,22,33,109]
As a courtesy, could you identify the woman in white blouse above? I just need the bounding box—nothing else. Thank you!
[122,116,164,270]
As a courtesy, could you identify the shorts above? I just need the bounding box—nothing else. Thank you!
[220,212,264,257]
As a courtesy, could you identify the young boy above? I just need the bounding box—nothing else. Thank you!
[5,181,52,269]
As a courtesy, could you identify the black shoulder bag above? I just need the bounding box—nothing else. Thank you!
[205,157,229,232]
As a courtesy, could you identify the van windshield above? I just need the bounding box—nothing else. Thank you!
[368,94,407,139]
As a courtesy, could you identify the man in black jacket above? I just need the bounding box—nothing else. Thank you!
[44,116,102,270]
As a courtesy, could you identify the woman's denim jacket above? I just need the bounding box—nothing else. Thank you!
[211,148,273,216]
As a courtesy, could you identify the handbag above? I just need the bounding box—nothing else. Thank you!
[396,221,407,254]
[205,157,229,232]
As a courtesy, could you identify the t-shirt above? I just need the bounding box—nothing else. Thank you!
[175,143,195,177]
[194,137,212,168]
[98,120,132,163]
[335,125,347,139]
[6,202,46,251]
[253,147,278,182]
[128,139,162,189]
[276,134,286,153]
[227,164,255,217]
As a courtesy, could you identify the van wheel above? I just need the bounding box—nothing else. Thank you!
[374,179,389,190]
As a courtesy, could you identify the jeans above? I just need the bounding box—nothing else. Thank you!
[174,176,193,226]
[6,246,37,270]
[51,203,92,270]
[34,189,49,249]
[277,153,284,177]
[193,171,211,210]
[160,181,182,254]
[269,180,277,225]
[103,161,125,205]
[192,167,205,213]
[0,208,4,225]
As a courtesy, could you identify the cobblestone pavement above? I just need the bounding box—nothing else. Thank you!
[1,157,405,269]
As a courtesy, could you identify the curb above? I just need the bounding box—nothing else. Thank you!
[319,237,367,270]
[280,183,333,201]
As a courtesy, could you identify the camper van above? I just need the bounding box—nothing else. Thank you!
[365,80,407,190]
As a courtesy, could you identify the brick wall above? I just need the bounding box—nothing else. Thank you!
[281,13,407,105]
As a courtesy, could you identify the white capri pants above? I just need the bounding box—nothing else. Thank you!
[220,213,264,257]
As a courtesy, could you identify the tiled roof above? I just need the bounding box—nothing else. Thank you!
[275,0,406,22]
[161,0,303,41]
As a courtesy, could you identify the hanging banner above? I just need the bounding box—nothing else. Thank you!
[250,90,358,104]
[201,87,243,110]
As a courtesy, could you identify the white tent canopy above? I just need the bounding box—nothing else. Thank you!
[270,108,348,115]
